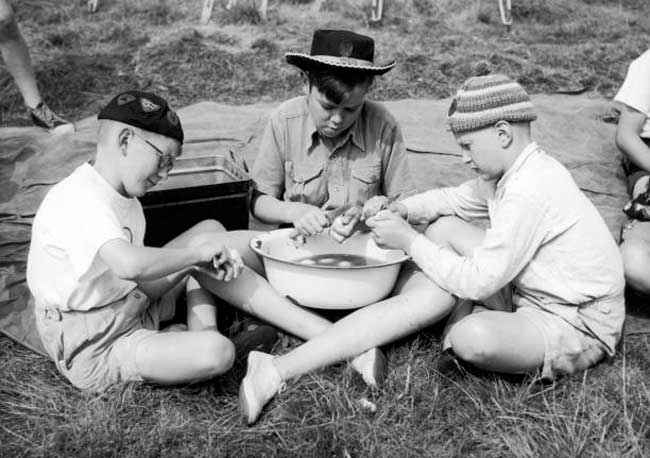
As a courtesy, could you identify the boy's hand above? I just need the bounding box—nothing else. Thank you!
[212,247,245,281]
[366,209,418,251]
[329,206,362,243]
[194,240,244,281]
[362,196,390,220]
[293,205,330,236]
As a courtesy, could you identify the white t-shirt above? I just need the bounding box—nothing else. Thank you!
[27,163,146,312]
[615,48,650,138]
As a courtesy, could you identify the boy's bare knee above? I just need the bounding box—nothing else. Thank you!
[621,241,650,294]
[448,317,496,364]
[194,219,226,234]
[197,332,235,376]
[424,216,464,246]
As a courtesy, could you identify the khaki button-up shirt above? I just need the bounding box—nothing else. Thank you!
[252,96,415,211]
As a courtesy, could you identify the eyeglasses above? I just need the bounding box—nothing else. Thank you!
[130,130,176,173]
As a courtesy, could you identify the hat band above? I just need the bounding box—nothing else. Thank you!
[311,55,375,67]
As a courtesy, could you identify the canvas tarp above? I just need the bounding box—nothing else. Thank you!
[0,94,629,355]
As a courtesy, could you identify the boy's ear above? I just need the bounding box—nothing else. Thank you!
[117,128,131,155]
[301,72,310,95]
[495,121,513,148]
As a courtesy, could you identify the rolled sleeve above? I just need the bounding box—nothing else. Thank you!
[381,124,416,200]
[252,115,286,198]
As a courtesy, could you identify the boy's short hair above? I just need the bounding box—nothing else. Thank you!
[98,90,184,143]
[306,69,374,104]
[447,73,537,134]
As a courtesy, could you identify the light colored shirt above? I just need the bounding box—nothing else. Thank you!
[615,48,650,138]
[252,96,415,210]
[402,143,624,341]
[27,163,145,312]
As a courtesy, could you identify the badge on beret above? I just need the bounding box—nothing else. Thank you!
[117,93,136,105]
[140,98,161,112]
[338,40,354,57]
[167,110,179,126]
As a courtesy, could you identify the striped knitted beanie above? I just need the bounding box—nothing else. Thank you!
[447,73,537,134]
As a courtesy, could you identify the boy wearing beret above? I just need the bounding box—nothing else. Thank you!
[27,91,258,392]
[237,73,626,425]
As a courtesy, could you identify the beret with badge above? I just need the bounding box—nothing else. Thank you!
[98,90,184,144]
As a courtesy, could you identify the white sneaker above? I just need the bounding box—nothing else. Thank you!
[350,347,387,389]
[239,351,285,425]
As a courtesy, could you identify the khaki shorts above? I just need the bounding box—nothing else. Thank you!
[35,288,176,392]
[455,291,620,380]
[514,304,608,380]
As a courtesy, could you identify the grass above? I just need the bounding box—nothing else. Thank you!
[2,0,650,456]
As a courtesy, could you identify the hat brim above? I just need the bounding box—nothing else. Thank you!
[285,53,396,75]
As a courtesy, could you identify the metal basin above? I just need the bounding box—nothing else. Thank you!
[250,228,410,309]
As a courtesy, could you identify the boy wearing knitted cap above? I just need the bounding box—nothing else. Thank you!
[26,91,268,392]
[366,73,625,378]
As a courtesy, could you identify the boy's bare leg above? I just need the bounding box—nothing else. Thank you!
[427,218,545,372]
[239,263,457,423]
[267,216,486,379]
[238,216,529,423]
[447,311,545,373]
[134,281,237,384]
[168,222,401,382]
[133,220,234,384]
[134,329,235,385]
[272,264,456,380]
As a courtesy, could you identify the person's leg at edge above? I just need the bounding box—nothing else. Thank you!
[0,0,40,108]
[0,0,74,132]
[620,175,650,295]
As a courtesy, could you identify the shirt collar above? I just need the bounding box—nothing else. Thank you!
[82,162,136,209]
[303,98,367,153]
[497,142,539,188]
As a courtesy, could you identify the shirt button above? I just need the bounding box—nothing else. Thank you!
[133,291,141,299]
[332,186,339,191]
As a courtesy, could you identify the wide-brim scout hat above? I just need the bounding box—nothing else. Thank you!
[285,29,396,75]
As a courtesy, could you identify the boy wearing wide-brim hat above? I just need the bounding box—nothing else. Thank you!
[27,91,278,391]
[251,29,409,237]
[237,29,463,425]
[366,73,625,379]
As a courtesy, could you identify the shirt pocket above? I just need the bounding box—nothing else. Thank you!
[350,160,382,205]
[285,160,327,204]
